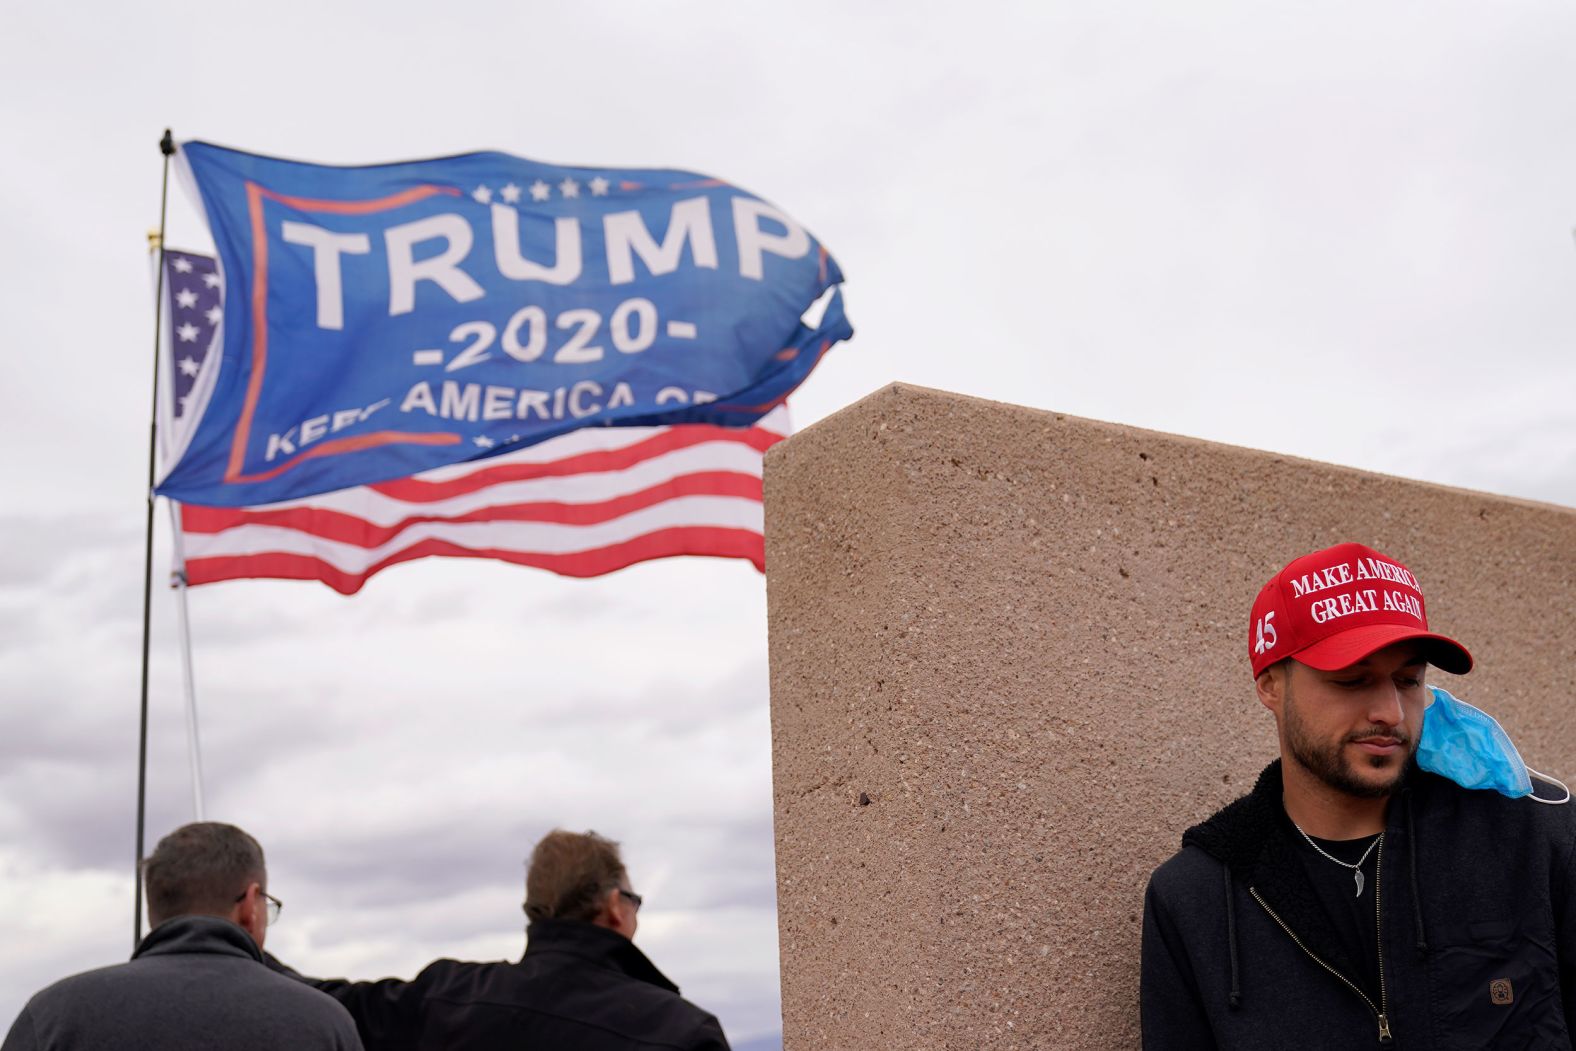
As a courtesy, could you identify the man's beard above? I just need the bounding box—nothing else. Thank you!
[1283,683,1412,799]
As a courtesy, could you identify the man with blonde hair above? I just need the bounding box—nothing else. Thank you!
[314,828,730,1050]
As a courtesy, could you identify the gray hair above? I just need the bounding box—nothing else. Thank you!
[142,822,266,927]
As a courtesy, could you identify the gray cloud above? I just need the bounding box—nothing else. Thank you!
[0,517,139,590]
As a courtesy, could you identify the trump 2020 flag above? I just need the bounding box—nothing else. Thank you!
[160,249,790,593]
[156,141,849,508]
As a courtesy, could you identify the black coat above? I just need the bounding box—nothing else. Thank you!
[2,916,361,1051]
[314,919,730,1051]
[1142,760,1576,1049]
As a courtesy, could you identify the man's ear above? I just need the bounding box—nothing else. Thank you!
[229,883,254,926]
[591,887,621,930]
[230,882,264,944]
[1256,663,1286,716]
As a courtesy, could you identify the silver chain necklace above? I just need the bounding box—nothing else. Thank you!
[1292,822,1383,897]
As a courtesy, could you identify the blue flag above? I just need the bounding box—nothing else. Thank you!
[157,141,851,507]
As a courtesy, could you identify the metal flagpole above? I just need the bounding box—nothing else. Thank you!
[136,128,176,949]
[165,499,206,820]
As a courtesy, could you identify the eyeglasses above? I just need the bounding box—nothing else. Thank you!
[617,888,643,912]
[234,886,284,926]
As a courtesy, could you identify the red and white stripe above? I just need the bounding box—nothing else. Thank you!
[177,409,789,594]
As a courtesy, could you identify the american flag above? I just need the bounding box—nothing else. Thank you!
[161,250,224,445]
[159,250,787,594]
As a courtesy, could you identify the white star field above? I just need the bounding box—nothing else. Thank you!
[468,175,616,207]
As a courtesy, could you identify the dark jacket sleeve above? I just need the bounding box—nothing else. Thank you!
[1554,809,1576,1042]
[263,952,422,1051]
[310,972,430,1051]
[691,1013,731,1050]
[0,1006,36,1051]
[1141,870,1217,1051]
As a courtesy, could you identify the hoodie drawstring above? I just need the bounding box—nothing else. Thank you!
[1224,861,1242,1009]
[1406,792,1428,953]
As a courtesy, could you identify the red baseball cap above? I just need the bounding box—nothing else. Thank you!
[1248,542,1472,678]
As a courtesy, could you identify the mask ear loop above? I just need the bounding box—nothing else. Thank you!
[1526,767,1571,805]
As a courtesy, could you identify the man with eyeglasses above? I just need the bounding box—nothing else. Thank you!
[309,828,730,1050]
[1,822,361,1051]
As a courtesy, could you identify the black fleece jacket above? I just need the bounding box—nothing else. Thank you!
[312,919,729,1051]
[1142,761,1576,1049]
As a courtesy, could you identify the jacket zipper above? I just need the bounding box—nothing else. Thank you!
[1373,834,1390,1042]
[1250,868,1393,1045]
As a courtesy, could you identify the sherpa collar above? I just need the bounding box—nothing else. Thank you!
[1182,760,1381,983]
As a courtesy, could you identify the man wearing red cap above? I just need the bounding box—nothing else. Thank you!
[1141,542,1576,1048]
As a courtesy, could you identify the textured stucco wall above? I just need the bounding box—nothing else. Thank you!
[763,383,1576,1051]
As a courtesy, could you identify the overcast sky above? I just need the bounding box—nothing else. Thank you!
[2,2,1574,1045]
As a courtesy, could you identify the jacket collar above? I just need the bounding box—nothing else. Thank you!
[522,918,681,994]
[1182,760,1293,879]
[133,914,263,963]
[1182,759,1392,981]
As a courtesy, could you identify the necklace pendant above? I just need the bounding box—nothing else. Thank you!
[1354,870,1365,897]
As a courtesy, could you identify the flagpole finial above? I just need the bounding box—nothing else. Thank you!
[147,229,162,252]
[160,129,175,157]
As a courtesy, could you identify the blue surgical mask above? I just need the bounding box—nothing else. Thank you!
[1418,686,1568,803]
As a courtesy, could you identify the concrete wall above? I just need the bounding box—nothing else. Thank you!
[763,383,1576,1050]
